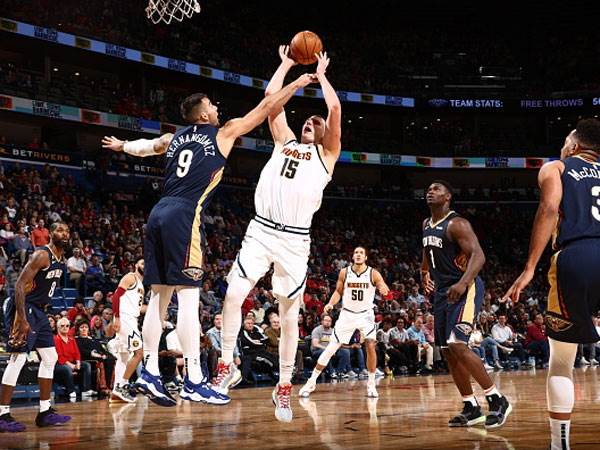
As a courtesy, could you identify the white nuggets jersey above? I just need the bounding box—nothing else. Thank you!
[254,140,331,229]
[120,276,144,318]
[342,266,377,313]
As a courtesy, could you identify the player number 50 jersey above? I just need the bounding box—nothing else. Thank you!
[120,276,144,318]
[342,266,377,313]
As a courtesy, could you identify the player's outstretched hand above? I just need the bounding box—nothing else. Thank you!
[503,268,534,303]
[101,136,125,152]
[279,45,297,67]
[324,303,333,314]
[9,317,30,349]
[315,51,330,77]
[295,73,318,88]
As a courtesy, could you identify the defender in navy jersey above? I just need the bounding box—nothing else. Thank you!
[422,181,511,430]
[0,222,71,432]
[102,73,316,407]
[505,119,600,450]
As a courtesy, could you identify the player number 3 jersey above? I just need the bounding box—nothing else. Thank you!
[342,266,377,313]
[120,276,144,318]
[254,140,331,229]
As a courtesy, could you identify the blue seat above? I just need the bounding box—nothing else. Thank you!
[63,297,76,308]
[62,288,78,298]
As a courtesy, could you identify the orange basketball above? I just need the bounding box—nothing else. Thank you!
[289,31,323,65]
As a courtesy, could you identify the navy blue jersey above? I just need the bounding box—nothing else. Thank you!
[554,156,600,249]
[26,246,64,307]
[163,124,226,204]
[422,211,467,290]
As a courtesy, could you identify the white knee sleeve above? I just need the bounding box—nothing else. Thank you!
[222,275,255,364]
[143,285,174,375]
[278,297,301,383]
[176,286,202,383]
[1,353,27,386]
[547,338,577,413]
[37,347,58,379]
[317,341,342,367]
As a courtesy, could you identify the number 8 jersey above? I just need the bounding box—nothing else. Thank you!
[27,246,65,307]
[254,140,331,229]
[342,266,377,313]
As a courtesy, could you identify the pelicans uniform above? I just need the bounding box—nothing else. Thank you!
[115,275,145,353]
[229,139,331,299]
[423,212,484,347]
[546,155,600,343]
[4,246,64,352]
[331,265,378,344]
[144,124,225,286]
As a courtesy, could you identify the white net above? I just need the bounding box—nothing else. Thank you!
[146,0,201,25]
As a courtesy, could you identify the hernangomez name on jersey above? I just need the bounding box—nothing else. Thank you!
[254,139,331,229]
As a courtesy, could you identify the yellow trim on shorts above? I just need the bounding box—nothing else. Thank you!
[547,251,561,314]
[187,168,224,268]
[461,281,477,323]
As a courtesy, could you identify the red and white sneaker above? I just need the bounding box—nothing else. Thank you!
[272,383,293,423]
[213,360,242,395]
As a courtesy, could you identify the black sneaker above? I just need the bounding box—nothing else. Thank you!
[485,394,512,429]
[35,407,71,427]
[448,401,486,427]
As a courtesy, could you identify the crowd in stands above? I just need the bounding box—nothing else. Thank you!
[3,0,600,95]
[1,158,599,397]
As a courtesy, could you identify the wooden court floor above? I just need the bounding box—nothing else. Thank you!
[2,368,600,450]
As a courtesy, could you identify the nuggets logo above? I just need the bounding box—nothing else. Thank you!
[182,266,204,281]
[455,323,473,336]
[545,314,573,333]
[131,340,141,349]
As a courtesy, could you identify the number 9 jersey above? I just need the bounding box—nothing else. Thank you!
[144,124,226,287]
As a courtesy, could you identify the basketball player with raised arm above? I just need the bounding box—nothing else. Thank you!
[102,72,316,407]
[0,222,71,432]
[422,181,511,429]
[215,48,341,422]
[109,258,145,404]
[299,246,389,398]
[504,119,600,450]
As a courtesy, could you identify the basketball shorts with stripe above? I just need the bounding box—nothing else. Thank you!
[545,239,600,344]
[227,220,310,299]
[433,277,484,347]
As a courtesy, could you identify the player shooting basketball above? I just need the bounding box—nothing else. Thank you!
[215,45,342,423]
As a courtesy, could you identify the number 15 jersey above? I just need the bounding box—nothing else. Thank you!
[254,140,331,229]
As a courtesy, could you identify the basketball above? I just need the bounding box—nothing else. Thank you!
[289,31,323,65]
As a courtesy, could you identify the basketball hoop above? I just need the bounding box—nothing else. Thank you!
[146,0,201,25]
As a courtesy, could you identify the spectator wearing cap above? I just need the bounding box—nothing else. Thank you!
[67,298,91,323]
[524,313,549,365]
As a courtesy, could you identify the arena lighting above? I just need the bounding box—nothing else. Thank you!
[52,67,58,72]
[481,75,498,79]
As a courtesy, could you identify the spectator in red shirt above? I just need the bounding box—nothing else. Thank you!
[524,313,549,365]
[67,299,92,323]
[30,219,50,248]
[53,318,94,399]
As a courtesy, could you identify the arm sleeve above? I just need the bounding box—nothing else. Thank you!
[111,286,126,318]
